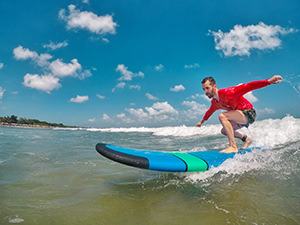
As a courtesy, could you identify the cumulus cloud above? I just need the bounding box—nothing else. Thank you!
[115,101,178,124]
[109,100,209,125]
[116,113,134,123]
[43,41,69,50]
[59,5,117,35]
[126,108,149,121]
[69,95,89,103]
[155,64,164,71]
[23,74,61,93]
[113,64,144,92]
[145,102,178,117]
[13,45,91,93]
[244,91,258,102]
[112,82,126,92]
[145,93,158,100]
[13,46,38,60]
[103,113,113,121]
[210,22,296,57]
[182,100,207,119]
[170,84,186,92]
[49,59,82,77]
[116,64,144,81]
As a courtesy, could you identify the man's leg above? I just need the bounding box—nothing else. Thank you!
[219,110,248,153]
[221,122,253,149]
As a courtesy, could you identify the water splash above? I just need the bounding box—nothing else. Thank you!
[283,74,300,96]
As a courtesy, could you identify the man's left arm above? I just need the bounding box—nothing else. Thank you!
[234,75,282,96]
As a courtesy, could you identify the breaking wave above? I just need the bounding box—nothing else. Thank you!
[87,115,300,148]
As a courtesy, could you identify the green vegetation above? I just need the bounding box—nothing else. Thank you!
[0,115,72,128]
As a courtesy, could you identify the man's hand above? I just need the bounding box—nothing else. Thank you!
[196,122,202,127]
[196,120,204,127]
[268,75,283,84]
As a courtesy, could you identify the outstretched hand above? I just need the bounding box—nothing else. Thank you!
[196,122,202,127]
[268,75,283,84]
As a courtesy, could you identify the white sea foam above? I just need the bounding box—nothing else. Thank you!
[87,124,222,137]
[242,115,300,148]
[184,116,300,183]
[88,115,300,147]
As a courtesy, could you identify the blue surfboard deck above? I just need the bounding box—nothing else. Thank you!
[95,143,260,172]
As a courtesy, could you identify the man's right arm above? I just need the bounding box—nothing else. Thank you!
[196,101,217,127]
[196,118,206,127]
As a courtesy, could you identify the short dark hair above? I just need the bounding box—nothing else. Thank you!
[201,77,216,86]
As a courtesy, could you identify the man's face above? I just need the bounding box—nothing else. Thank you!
[202,80,216,99]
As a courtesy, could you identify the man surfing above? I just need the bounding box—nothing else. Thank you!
[196,75,283,153]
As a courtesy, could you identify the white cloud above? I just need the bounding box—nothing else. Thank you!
[0,63,3,70]
[49,59,82,77]
[182,101,207,119]
[13,46,53,67]
[116,64,144,81]
[13,45,91,93]
[112,82,126,92]
[257,107,275,114]
[200,94,211,102]
[170,84,186,92]
[70,95,89,103]
[13,46,38,60]
[96,94,105,99]
[102,37,110,43]
[59,4,117,35]
[210,22,296,57]
[113,64,144,92]
[115,101,178,124]
[126,108,148,121]
[0,87,6,103]
[101,113,115,123]
[43,41,69,50]
[116,113,134,123]
[145,101,178,117]
[145,93,158,100]
[244,91,258,102]
[155,64,164,71]
[88,118,96,122]
[129,85,141,90]
[23,74,61,93]
[102,114,109,120]
[184,63,200,69]
[36,54,53,67]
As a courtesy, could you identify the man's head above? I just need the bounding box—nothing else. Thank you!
[201,77,217,99]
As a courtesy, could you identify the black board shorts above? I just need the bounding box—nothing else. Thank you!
[241,108,256,128]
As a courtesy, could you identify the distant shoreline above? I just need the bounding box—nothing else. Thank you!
[0,122,69,129]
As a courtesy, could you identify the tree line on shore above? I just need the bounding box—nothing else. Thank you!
[0,115,71,128]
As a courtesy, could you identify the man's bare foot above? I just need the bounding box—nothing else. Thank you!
[242,137,252,149]
[220,146,238,153]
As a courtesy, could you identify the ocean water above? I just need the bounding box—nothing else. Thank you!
[1,115,300,225]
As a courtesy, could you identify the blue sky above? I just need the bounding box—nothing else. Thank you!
[1,0,300,127]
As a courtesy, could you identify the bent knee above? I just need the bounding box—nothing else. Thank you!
[219,113,226,121]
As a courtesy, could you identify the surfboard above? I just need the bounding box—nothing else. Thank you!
[95,143,260,172]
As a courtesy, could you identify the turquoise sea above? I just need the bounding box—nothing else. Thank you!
[1,115,300,225]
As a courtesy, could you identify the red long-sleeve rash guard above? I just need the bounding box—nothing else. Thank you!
[203,79,271,121]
